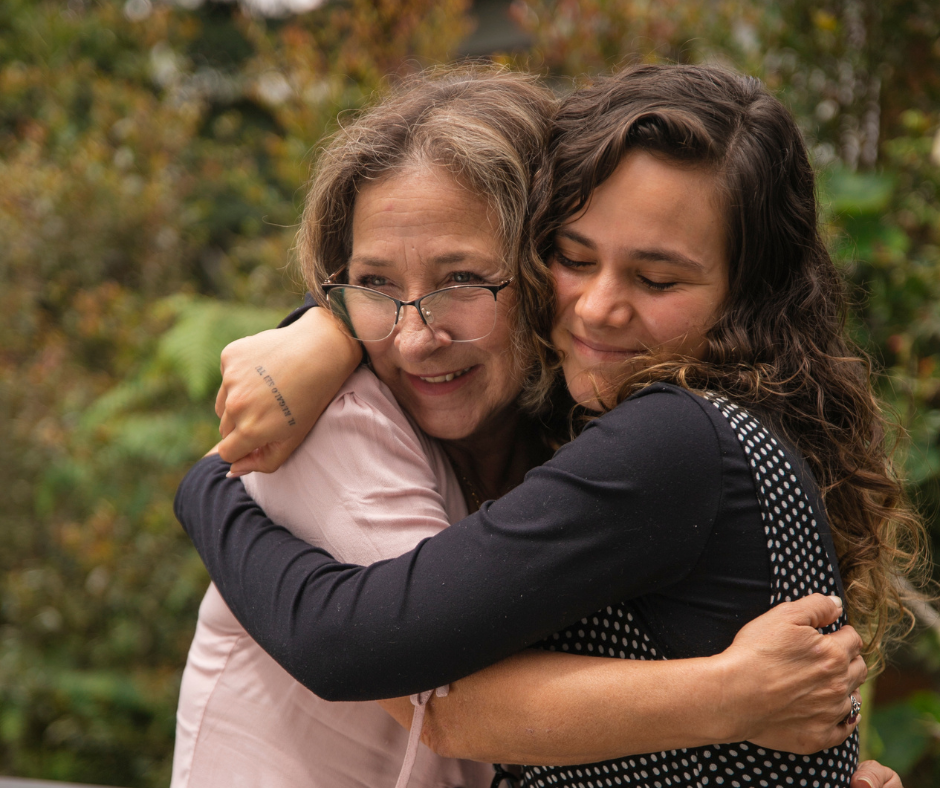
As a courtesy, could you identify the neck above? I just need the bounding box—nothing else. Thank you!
[442,405,534,511]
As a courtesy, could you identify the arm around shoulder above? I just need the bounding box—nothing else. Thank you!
[216,308,362,474]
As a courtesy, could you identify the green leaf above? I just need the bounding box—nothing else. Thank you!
[871,693,940,775]
[157,296,283,402]
[821,167,895,216]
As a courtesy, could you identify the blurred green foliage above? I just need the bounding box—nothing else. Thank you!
[0,0,937,785]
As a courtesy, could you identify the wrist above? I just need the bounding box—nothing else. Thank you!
[297,307,363,368]
[699,650,753,744]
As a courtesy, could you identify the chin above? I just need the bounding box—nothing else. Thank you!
[413,412,480,442]
[563,369,611,411]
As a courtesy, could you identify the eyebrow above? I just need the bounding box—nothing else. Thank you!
[348,251,503,268]
[556,228,707,272]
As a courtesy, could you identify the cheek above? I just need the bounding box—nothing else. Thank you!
[646,297,704,335]
[550,267,581,313]
[361,340,395,371]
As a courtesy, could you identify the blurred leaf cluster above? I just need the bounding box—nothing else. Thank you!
[1,0,938,785]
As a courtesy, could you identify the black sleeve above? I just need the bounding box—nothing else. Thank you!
[277,293,317,328]
[175,386,724,701]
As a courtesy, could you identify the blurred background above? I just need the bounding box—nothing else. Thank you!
[1,0,939,785]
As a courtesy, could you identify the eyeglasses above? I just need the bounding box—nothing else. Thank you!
[322,271,514,343]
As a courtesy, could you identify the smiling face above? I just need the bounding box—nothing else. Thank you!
[348,165,523,441]
[551,150,730,410]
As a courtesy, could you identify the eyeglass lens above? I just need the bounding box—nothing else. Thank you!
[326,286,499,342]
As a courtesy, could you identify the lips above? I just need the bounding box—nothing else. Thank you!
[417,367,473,384]
[570,332,641,361]
[405,365,480,396]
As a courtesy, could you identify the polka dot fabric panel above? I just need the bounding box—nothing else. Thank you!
[518,395,858,788]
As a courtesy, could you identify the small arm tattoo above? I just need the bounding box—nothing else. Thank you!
[255,365,296,427]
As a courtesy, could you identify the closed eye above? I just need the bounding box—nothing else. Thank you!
[639,275,677,292]
[552,251,593,269]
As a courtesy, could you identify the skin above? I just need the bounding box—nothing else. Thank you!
[551,150,729,408]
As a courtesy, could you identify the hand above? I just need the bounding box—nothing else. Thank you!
[719,594,867,753]
[851,760,903,788]
[215,307,361,475]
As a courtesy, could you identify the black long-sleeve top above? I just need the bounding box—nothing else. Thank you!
[175,384,780,701]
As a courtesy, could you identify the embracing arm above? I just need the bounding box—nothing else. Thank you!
[177,389,724,699]
[179,450,864,757]
[377,594,864,760]
[177,390,863,700]
[215,304,361,474]
[197,373,867,760]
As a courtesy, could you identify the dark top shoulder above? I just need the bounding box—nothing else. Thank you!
[277,293,317,327]
[176,383,769,699]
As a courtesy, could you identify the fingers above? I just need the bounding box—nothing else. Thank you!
[228,448,265,477]
[824,624,865,662]
[848,654,868,693]
[781,593,844,629]
[215,380,228,419]
[219,407,235,440]
[228,442,295,476]
[216,429,256,465]
[851,760,903,788]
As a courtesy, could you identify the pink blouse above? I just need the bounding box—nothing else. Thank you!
[171,368,495,788]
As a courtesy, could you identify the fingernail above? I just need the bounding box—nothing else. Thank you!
[830,595,843,608]
[856,777,874,788]
[226,470,246,479]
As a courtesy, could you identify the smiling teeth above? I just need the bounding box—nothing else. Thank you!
[419,367,473,384]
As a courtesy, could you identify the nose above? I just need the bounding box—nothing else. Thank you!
[394,303,449,360]
[575,273,633,329]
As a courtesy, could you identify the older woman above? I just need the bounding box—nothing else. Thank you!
[175,66,920,786]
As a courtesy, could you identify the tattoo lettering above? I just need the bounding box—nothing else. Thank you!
[255,365,296,427]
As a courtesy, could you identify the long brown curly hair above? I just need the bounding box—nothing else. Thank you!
[529,64,930,668]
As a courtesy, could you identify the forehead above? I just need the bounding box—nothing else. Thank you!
[562,150,728,268]
[350,166,506,267]
[354,166,493,233]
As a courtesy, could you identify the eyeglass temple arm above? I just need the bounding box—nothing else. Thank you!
[322,266,347,286]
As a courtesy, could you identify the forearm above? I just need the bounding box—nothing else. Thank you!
[380,650,737,765]
[217,306,362,470]
[175,453,663,700]
[377,597,865,761]
[176,454,549,699]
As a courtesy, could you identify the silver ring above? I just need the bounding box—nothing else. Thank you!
[844,695,862,725]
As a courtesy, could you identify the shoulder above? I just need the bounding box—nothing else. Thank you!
[327,367,418,437]
[528,383,729,515]
[575,383,730,466]
[244,366,466,526]
[259,367,430,480]
[616,382,728,427]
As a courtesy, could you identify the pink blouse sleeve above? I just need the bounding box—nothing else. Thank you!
[243,367,468,565]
